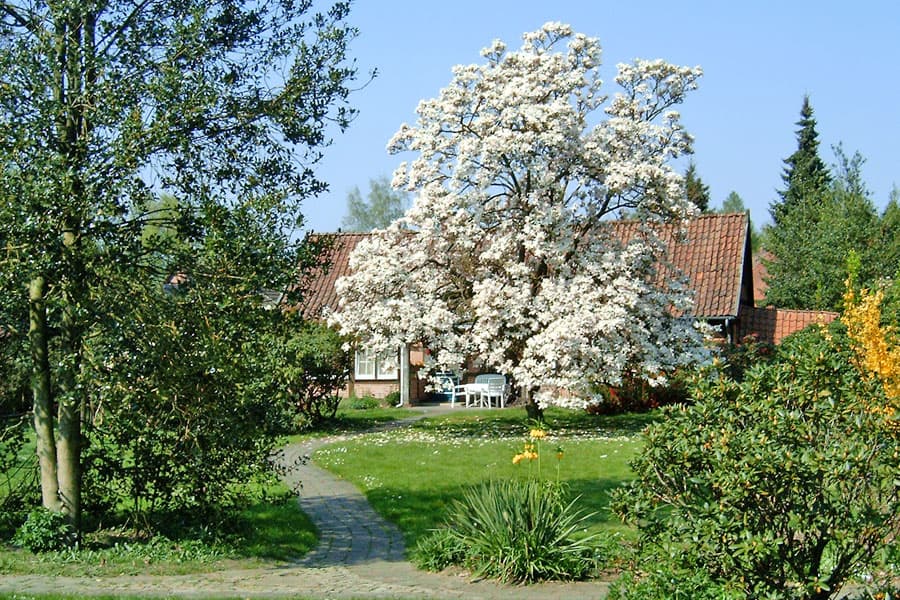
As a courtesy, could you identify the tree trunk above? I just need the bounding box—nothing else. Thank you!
[29,276,61,512]
[56,376,82,530]
[522,386,544,421]
[57,250,83,531]
[51,6,90,532]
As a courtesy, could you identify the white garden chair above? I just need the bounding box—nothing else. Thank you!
[479,376,507,408]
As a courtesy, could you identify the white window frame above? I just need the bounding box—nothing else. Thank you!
[376,350,398,380]
[354,347,399,381]
[354,348,377,379]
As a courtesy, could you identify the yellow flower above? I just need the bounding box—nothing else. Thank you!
[512,453,524,464]
[529,428,547,439]
[842,284,900,425]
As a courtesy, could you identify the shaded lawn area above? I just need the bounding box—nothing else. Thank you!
[0,481,316,577]
[292,403,421,438]
[0,400,410,577]
[313,407,656,547]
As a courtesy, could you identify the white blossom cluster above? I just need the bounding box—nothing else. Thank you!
[331,23,709,408]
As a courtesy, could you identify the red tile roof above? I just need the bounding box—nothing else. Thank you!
[614,212,750,318]
[298,232,369,320]
[738,306,838,345]
[301,213,751,322]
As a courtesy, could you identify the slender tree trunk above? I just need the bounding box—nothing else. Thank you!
[56,324,82,530]
[522,386,543,421]
[50,5,93,533]
[57,226,83,530]
[29,276,61,512]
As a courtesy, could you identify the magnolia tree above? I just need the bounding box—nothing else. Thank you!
[332,23,708,412]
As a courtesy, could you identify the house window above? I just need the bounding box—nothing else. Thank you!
[354,347,399,380]
[355,348,377,379]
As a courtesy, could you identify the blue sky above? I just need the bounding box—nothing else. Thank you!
[305,1,899,233]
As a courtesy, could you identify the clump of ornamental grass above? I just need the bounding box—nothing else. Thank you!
[413,425,601,583]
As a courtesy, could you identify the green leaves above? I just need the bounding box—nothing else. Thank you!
[765,102,897,312]
[1,0,359,529]
[614,326,899,599]
[416,479,600,583]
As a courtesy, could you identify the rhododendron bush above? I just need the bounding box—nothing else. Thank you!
[333,23,709,411]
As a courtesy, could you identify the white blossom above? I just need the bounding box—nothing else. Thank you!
[332,23,708,406]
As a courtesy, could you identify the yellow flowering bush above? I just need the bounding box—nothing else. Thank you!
[842,282,900,429]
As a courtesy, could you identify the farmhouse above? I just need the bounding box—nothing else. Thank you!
[301,212,836,404]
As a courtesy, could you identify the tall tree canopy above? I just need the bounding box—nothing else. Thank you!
[764,147,892,311]
[0,0,358,529]
[771,95,831,225]
[332,23,708,416]
[721,191,746,213]
[716,191,760,252]
[341,175,409,231]
[684,160,710,212]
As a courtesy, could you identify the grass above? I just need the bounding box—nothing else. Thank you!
[0,480,317,577]
[0,402,653,580]
[288,401,420,440]
[313,406,655,547]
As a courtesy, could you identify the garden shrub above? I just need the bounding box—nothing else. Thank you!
[613,325,900,600]
[274,321,350,427]
[384,390,401,406]
[720,332,776,381]
[14,508,76,552]
[586,372,689,415]
[81,289,293,529]
[346,396,379,410]
[415,479,598,583]
[608,565,745,600]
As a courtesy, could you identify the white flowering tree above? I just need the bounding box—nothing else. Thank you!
[332,23,708,416]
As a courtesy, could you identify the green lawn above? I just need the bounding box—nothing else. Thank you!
[0,480,316,576]
[289,402,421,439]
[313,407,654,546]
[0,404,652,577]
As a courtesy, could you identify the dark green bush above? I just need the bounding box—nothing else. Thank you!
[81,289,292,528]
[13,508,76,552]
[273,321,350,427]
[347,396,379,410]
[613,326,899,599]
[384,390,401,406]
[415,479,599,583]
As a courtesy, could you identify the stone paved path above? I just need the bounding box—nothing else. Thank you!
[0,404,610,599]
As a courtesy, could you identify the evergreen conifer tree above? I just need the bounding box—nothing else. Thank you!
[771,95,831,225]
[684,161,711,212]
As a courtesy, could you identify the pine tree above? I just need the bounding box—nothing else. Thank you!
[771,95,831,225]
[684,161,711,212]
[764,148,878,311]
